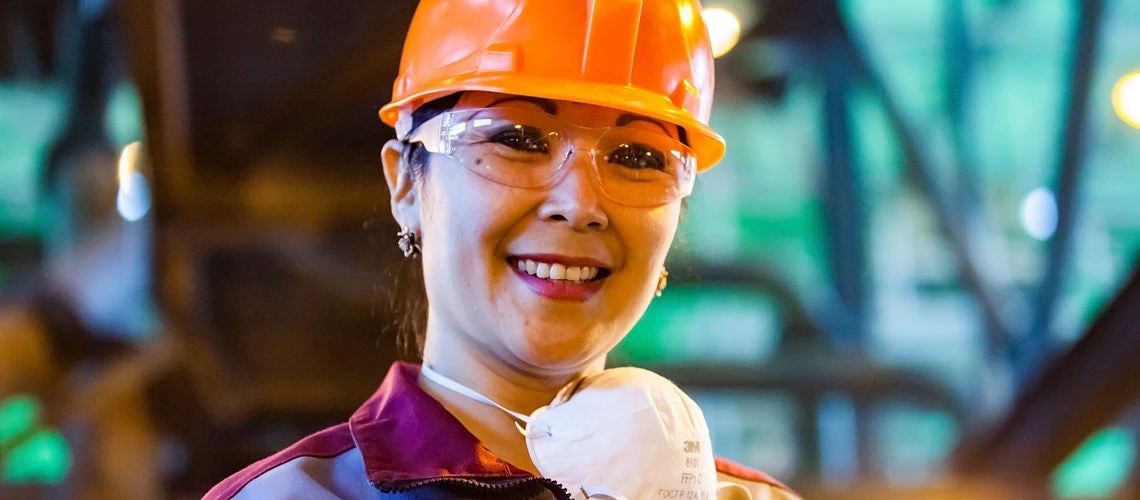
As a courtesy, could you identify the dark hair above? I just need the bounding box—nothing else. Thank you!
[383,92,691,360]
[387,93,465,360]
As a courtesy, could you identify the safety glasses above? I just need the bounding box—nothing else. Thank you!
[405,106,697,207]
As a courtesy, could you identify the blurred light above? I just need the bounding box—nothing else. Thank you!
[2,430,71,484]
[271,26,297,44]
[1112,71,1140,129]
[1052,427,1135,498]
[117,141,141,190]
[680,2,695,27]
[1020,188,1058,241]
[703,7,741,58]
[116,142,151,221]
[0,395,40,445]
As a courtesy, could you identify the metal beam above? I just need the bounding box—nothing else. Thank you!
[840,22,1017,359]
[944,0,982,214]
[819,30,867,352]
[1017,0,1106,383]
[953,258,1140,478]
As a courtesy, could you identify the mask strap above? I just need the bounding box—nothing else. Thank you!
[420,364,534,425]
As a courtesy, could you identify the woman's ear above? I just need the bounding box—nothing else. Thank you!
[382,139,420,228]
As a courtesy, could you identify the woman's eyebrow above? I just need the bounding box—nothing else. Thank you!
[616,113,673,136]
[486,96,558,114]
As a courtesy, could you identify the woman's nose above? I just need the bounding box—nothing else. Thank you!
[537,148,609,231]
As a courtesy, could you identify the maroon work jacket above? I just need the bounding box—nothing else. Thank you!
[205,362,798,499]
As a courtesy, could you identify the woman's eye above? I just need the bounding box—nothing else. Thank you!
[490,126,550,153]
[606,143,668,171]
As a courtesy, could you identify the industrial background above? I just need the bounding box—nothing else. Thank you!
[1,0,1139,498]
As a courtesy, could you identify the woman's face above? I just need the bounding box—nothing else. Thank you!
[386,91,683,374]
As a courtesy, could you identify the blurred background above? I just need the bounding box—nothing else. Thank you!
[1,0,1138,498]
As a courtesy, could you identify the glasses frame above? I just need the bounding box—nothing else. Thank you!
[403,106,697,208]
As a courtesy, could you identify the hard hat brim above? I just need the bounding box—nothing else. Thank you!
[379,74,726,172]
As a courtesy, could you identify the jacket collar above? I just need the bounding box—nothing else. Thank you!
[349,361,533,485]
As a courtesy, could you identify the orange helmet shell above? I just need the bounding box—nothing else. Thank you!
[379,0,726,171]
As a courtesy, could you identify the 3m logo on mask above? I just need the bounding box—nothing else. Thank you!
[666,438,709,497]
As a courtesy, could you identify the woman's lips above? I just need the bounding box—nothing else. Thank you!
[508,255,609,301]
[512,267,606,301]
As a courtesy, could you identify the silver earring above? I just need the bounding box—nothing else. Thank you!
[397,226,421,258]
[655,268,669,297]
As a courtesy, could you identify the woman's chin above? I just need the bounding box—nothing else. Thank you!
[507,327,614,372]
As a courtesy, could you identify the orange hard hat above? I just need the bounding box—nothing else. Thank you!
[379,0,725,171]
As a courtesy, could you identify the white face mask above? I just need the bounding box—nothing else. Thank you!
[420,365,720,500]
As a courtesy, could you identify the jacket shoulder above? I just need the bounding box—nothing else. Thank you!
[203,423,357,500]
[714,457,801,500]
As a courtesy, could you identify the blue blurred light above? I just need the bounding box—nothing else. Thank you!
[117,172,151,222]
[1019,188,1058,241]
[116,142,151,222]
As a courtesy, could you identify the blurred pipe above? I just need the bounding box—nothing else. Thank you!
[941,0,1033,393]
[1018,0,1106,384]
[819,31,867,353]
[817,393,858,485]
[840,21,1017,362]
[944,0,985,228]
[44,0,115,187]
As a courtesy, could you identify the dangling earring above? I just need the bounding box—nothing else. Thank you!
[397,226,421,258]
[655,268,669,297]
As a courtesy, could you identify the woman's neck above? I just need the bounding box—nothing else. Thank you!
[418,324,605,474]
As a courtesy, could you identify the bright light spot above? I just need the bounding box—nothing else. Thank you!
[1053,427,1135,498]
[117,141,142,190]
[1112,71,1140,129]
[0,395,40,445]
[680,2,695,27]
[117,172,152,222]
[2,430,71,484]
[703,7,741,58]
[116,142,151,222]
[1020,188,1058,241]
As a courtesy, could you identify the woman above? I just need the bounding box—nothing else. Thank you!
[206,1,798,498]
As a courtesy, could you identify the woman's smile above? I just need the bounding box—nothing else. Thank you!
[508,254,612,301]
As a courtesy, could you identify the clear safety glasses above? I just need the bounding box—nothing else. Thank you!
[404,106,697,207]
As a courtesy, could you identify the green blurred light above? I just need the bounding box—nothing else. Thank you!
[0,84,65,235]
[617,286,780,364]
[0,395,41,446]
[105,82,145,149]
[1052,426,1135,499]
[2,430,71,484]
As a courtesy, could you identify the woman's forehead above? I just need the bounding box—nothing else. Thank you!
[454,91,673,134]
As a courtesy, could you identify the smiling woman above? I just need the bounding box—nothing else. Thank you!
[205,1,798,499]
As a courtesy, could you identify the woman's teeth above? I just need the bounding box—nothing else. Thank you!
[516,259,599,282]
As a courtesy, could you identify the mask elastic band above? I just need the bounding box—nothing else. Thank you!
[421,364,541,437]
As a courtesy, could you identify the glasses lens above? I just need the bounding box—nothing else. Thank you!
[440,108,564,188]
[595,127,695,207]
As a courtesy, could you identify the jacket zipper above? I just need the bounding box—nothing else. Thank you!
[375,475,573,499]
